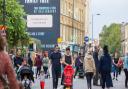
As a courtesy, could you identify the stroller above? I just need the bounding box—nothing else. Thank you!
[78,63,84,78]
[18,66,34,89]
[63,65,74,89]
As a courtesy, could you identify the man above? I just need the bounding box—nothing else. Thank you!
[93,46,100,86]
[99,45,113,89]
[50,45,62,89]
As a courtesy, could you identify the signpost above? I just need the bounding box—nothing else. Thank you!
[84,36,89,42]
[57,37,62,43]
[20,0,60,50]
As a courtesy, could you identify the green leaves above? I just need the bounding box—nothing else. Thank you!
[100,23,121,54]
[0,0,29,48]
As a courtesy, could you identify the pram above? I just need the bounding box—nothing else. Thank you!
[63,65,74,89]
[18,66,34,89]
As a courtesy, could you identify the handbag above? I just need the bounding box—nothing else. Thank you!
[0,75,10,89]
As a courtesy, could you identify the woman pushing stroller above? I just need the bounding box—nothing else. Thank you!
[18,60,34,89]
[61,47,74,87]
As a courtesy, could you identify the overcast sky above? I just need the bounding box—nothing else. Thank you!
[91,0,128,39]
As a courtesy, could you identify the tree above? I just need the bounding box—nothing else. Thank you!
[0,0,29,48]
[100,23,121,54]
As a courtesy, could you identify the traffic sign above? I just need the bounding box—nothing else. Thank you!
[84,36,89,42]
[57,37,62,43]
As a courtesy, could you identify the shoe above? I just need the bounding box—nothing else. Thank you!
[116,78,118,81]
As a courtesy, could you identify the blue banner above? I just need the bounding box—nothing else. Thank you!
[20,0,60,50]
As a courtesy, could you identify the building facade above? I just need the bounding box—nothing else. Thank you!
[121,23,128,55]
[60,0,89,47]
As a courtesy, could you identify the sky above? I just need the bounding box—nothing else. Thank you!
[91,0,128,39]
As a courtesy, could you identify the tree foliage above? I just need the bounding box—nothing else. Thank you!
[0,0,29,48]
[100,23,121,53]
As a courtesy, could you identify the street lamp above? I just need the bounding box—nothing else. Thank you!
[92,13,100,42]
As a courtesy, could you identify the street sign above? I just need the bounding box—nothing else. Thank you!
[57,37,62,43]
[84,36,89,42]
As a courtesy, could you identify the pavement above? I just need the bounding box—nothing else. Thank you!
[31,72,126,89]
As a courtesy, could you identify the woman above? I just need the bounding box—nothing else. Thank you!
[61,47,74,85]
[117,57,123,75]
[28,53,33,68]
[99,45,113,89]
[0,34,19,89]
[35,53,42,78]
[14,49,23,73]
[123,53,128,88]
[84,50,96,89]
[42,51,50,78]
[113,49,120,80]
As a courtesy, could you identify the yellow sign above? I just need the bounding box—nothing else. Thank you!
[57,37,62,43]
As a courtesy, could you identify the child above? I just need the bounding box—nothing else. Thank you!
[40,70,45,89]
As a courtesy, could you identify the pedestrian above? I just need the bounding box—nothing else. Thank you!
[74,53,83,78]
[93,46,100,86]
[113,49,120,80]
[98,46,103,60]
[40,69,45,89]
[50,45,62,89]
[0,34,20,89]
[84,50,96,89]
[35,53,42,78]
[98,46,103,85]
[28,53,33,68]
[99,45,113,89]
[14,49,23,73]
[61,47,74,85]
[117,57,123,75]
[123,53,128,88]
[42,51,50,78]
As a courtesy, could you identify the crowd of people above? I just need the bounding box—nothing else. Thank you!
[0,34,128,89]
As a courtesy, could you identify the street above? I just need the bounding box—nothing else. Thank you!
[32,72,126,89]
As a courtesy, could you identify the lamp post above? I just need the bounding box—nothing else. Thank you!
[72,0,75,43]
[92,14,100,42]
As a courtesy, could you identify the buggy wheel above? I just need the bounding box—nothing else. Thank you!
[63,86,72,89]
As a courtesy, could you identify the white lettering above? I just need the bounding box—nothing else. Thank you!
[25,0,49,4]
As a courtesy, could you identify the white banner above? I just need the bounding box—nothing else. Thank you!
[27,15,53,28]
